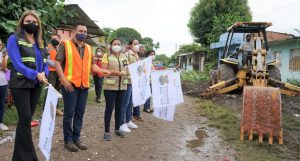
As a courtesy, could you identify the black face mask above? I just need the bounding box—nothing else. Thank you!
[51,39,60,46]
[23,23,38,34]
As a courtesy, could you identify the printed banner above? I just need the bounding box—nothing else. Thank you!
[153,105,176,121]
[128,57,152,107]
[151,70,184,121]
[39,85,62,161]
[173,71,184,105]
[151,70,176,107]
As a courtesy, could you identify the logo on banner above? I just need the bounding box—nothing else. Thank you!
[159,75,169,85]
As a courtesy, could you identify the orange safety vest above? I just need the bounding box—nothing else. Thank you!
[48,44,57,71]
[63,40,92,88]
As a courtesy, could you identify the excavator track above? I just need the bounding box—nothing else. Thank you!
[240,86,283,144]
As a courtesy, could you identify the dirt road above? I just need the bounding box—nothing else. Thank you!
[0,96,235,161]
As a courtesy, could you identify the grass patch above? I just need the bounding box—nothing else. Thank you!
[3,107,19,125]
[196,98,282,161]
[181,70,209,81]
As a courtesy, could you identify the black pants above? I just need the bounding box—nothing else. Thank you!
[104,90,126,133]
[93,75,103,99]
[43,72,61,110]
[11,86,42,161]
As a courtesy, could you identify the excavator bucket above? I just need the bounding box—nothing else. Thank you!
[240,86,283,144]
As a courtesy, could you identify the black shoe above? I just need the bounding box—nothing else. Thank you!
[143,109,152,113]
[73,140,87,150]
[64,142,78,152]
[133,116,144,121]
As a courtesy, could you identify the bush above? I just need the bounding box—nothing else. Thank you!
[181,70,209,81]
[286,78,300,87]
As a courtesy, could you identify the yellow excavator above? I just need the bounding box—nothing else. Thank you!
[202,22,300,144]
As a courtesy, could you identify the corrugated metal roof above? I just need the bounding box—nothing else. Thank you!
[57,4,104,36]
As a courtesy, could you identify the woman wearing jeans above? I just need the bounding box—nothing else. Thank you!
[7,10,48,161]
[0,39,9,131]
[102,38,128,141]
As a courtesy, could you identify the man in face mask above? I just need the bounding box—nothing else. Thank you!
[55,22,110,152]
[45,34,64,116]
[92,47,105,103]
[239,34,254,67]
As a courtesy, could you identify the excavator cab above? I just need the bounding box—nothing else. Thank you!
[203,22,300,144]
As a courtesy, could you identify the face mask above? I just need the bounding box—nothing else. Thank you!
[112,45,122,53]
[96,52,102,56]
[51,39,60,46]
[133,45,140,52]
[151,55,156,60]
[23,23,38,34]
[75,33,86,42]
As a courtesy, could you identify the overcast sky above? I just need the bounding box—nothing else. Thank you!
[67,0,300,56]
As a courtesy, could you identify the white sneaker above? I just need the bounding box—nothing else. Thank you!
[127,121,138,129]
[0,123,9,131]
[119,124,131,133]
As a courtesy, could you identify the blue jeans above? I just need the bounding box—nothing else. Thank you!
[121,84,132,124]
[93,75,104,99]
[61,87,88,143]
[104,90,126,132]
[0,85,8,123]
[121,84,140,124]
[144,98,151,111]
[144,84,152,111]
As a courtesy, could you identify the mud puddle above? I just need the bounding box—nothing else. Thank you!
[186,128,207,149]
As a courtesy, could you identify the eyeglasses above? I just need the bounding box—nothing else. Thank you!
[150,53,155,56]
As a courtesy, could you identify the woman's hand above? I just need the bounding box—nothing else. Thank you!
[37,72,48,84]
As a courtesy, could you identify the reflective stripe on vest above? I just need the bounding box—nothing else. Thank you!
[64,40,92,88]
[48,44,57,71]
[18,41,33,47]
[21,57,35,62]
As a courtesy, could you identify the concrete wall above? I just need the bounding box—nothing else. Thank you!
[269,40,300,81]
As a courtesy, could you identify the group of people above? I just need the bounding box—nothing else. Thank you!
[0,10,158,161]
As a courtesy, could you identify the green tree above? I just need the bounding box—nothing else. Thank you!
[188,0,252,46]
[155,54,170,66]
[0,0,69,41]
[154,42,160,51]
[140,37,160,51]
[109,27,142,44]
[141,37,154,51]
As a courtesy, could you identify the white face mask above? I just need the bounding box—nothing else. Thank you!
[133,45,140,52]
[96,52,102,56]
[111,45,122,53]
[151,55,156,60]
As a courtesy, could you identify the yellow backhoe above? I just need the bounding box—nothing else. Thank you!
[202,22,300,144]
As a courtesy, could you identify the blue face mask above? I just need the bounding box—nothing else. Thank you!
[75,33,86,42]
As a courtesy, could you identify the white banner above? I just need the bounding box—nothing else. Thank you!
[151,70,184,121]
[128,57,152,107]
[153,105,176,121]
[151,70,176,107]
[173,71,184,105]
[39,84,62,161]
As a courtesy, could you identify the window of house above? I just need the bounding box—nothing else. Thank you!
[289,48,300,71]
[272,51,282,67]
